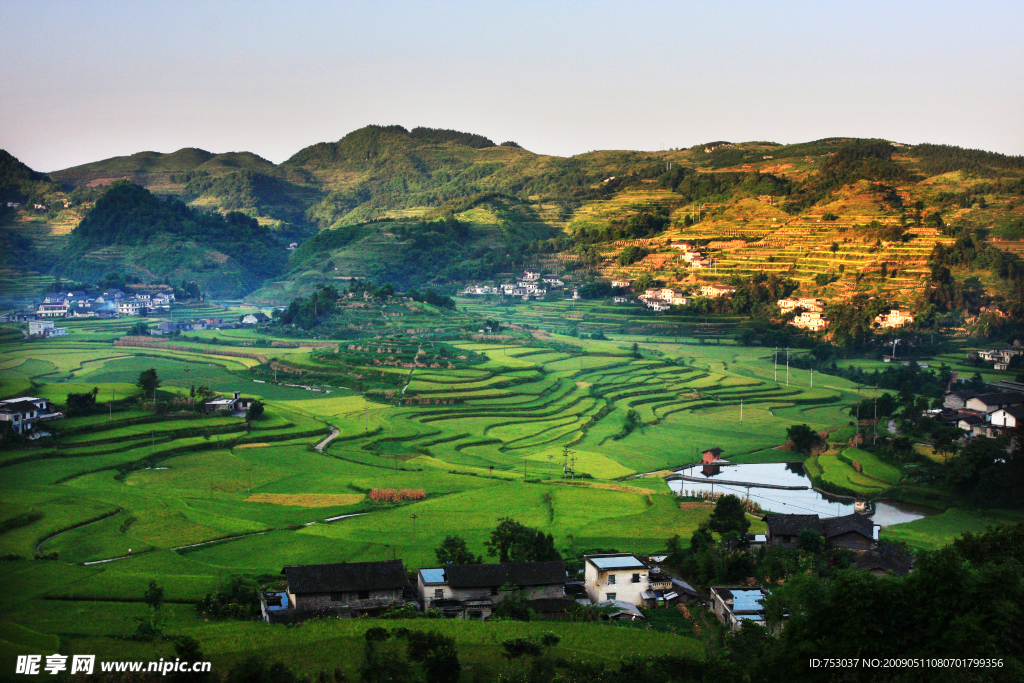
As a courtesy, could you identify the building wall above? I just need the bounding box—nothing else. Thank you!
[583,564,649,605]
[293,588,403,612]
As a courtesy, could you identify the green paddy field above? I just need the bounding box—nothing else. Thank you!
[0,300,1009,676]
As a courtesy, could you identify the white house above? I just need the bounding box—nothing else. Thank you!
[522,270,541,281]
[611,280,632,289]
[117,300,147,316]
[990,406,1024,429]
[28,320,67,338]
[790,311,830,331]
[710,586,773,632]
[964,392,1024,415]
[0,397,61,437]
[700,284,736,298]
[36,303,68,318]
[583,554,651,607]
[875,309,914,329]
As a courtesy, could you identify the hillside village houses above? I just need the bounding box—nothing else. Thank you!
[461,270,566,300]
[941,388,1024,438]
[875,308,914,329]
[700,284,736,298]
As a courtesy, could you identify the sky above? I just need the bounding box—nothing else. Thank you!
[2,0,1022,171]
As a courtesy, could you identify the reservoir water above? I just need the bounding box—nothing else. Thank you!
[665,462,937,527]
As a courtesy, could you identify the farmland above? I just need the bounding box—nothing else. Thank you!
[0,303,1005,675]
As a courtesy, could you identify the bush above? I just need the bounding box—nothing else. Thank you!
[369,488,426,503]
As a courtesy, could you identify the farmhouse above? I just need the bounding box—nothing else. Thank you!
[957,414,986,434]
[660,288,692,306]
[777,297,825,313]
[701,447,724,464]
[36,303,68,318]
[417,560,566,619]
[203,391,255,415]
[280,560,411,617]
[611,280,632,289]
[28,320,67,338]
[240,312,270,325]
[990,405,1024,429]
[944,389,978,410]
[764,513,875,551]
[699,284,736,298]
[875,309,914,329]
[964,392,1024,415]
[710,586,774,632]
[583,553,652,607]
[117,300,147,316]
[790,311,829,331]
[0,397,62,437]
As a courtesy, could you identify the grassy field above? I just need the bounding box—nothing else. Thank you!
[0,306,1006,675]
[881,508,1024,551]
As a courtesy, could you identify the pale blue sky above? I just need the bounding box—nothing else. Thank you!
[2,1,1022,171]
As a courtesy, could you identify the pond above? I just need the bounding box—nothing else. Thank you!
[665,462,938,527]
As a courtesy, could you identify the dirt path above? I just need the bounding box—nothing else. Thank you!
[314,425,340,452]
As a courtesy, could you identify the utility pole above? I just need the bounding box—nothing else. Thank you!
[810,368,813,389]
[740,398,743,424]
[873,391,878,446]
[410,514,418,545]
[786,348,790,386]
[774,348,778,382]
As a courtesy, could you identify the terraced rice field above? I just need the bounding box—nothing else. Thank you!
[0,309,890,671]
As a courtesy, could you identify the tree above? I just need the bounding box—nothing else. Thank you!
[246,400,265,422]
[65,387,98,416]
[633,273,654,292]
[434,534,482,565]
[485,518,560,563]
[144,580,165,634]
[137,368,161,396]
[786,424,823,454]
[708,494,750,537]
[405,630,460,683]
[128,321,149,336]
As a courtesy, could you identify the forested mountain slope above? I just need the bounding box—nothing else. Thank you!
[2,127,1022,309]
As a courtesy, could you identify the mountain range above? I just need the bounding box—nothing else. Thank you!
[1,126,1023,308]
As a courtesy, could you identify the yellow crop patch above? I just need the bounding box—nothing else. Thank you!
[244,493,364,507]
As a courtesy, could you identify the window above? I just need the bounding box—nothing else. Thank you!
[607,574,616,585]
[632,573,641,583]
[330,593,345,602]
[606,593,617,601]
[434,589,444,599]
[490,586,499,596]
[357,590,370,600]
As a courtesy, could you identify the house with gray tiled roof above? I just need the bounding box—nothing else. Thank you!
[765,513,875,551]
[418,560,566,619]
[281,559,412,617]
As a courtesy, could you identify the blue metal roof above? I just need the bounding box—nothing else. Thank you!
[590,556,645,570]
[267,591,289,611]
[419,567,447,584]
[731,589,765,612]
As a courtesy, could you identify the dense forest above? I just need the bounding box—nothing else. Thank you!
[68,181,286,281]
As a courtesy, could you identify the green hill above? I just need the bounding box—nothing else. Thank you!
[55,180,287,296]
[3,128,1023,317]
